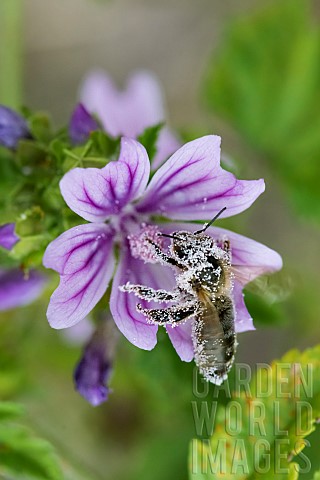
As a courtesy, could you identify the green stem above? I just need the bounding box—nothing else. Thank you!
[0,0,23,107]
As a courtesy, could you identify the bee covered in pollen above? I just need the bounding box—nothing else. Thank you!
[120,207,238,385]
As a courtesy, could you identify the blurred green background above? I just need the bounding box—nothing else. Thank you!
[0,0,319,478]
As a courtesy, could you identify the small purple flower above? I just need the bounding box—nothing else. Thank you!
[69,104,99,145]
[0,269,47,311]
[80,70,180,167]
[0,223,46,311]
[0,223,19,250]
[43,135,281,361]
[74,327,112,406]
[0,105,30,149]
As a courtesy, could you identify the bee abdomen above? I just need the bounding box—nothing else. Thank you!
[193,295,237,385]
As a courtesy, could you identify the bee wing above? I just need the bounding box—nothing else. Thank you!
[231,265,261,286]
[232,266,291,303]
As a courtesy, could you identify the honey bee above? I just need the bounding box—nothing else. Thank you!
[120,207,237,385]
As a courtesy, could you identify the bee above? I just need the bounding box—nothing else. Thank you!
[120,207,237,385]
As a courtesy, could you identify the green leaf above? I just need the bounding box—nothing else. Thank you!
[0,402,63,479]
[203,0,320,222]
[312,470,320,480]
[138,123,163,162]
[28,112,52,143]
[15,139,46,167]
[9,232,51,265]
[0,402,24,421]
[189,345,320,479]
[90,130,120,159]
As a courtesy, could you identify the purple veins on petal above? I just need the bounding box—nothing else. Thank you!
[43,223,115,329]
[69,103,99,145]
[0,269,47,311]
[0,105,30,149]
[0,223,19,250]
[110,241,176,351]
[74,327,112,406]
[60,137,150,223]
[136,135,265,220]
[207,226,283,285]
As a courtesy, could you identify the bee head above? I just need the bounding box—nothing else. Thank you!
[169,231,216,266]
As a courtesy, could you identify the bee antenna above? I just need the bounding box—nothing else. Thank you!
[194,207,227,235]
[158,233,181,240]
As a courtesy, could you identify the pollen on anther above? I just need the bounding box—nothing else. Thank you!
[128,225,163,264]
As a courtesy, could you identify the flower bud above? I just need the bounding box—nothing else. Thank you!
[0,223,19,250]
[0,105,30,149]
[69,104,99,145]
[74,324,113,406]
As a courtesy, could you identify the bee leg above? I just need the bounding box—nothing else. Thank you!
[137,302,199,326]
[145,239,185,269]
[119,282,178,303]
[223,239,230,253]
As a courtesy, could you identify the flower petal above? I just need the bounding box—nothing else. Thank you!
[208,226,283,285]
[166,321,194,362]
[233,281,255,333]
[152,127,181,170]
[60,137,150,222]
[110,241,176,351]
[0,269,47,311]
[80,70,166,138]
[0,223,19,250]
[43,223,115,329]
[62,317,94,345]
[0,105,30,149]
[136,135,265,220]
[69,103,99,145]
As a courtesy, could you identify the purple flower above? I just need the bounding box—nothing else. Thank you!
[0,223,19,250]
[80,69,180,167]
[0,105,30,149]
[0,269,47,311]
[69,104,99,145]
[0,223,46,311]
[74,327,112,406]
[43,135,281,361]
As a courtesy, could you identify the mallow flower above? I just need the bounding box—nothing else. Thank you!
[79,70,180,168]
[0,223,19,250]
[0,223,46,311]
[0,105,30,149]
[43,135,282,361]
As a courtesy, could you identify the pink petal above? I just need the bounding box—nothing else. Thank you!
[62,317,94,345]
[233,281,255,333]
[166,321,194,362]
[152,127,181,170]
[43,223,115,329]
[0,269,46,311]
[136,136,265,220]
[60,137,150,223]
[80,70,165,138]
[110,241,176,351]
[0,223,19,250]
[207,226,283,285]
[80,70,179,166]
